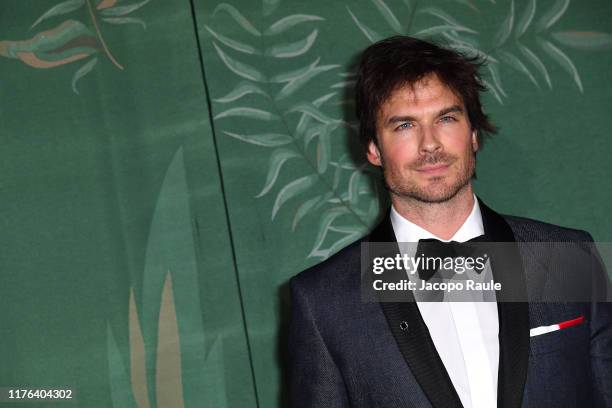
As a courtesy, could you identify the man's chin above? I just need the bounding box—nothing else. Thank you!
[390,182,469,204]
[410,191,458,204]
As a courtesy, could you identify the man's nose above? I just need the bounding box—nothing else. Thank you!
[419,125,441,154]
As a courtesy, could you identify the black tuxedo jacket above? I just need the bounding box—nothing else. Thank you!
[288,199,611,407]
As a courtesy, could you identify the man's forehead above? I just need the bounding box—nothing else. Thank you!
[390,75,459,102]
[376,78,465,125]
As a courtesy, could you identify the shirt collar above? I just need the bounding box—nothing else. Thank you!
[390,195,484,243]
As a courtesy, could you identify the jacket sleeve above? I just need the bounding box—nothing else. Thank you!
[591,300,612,408]
[287,277,350,408]
[585,233,612,408]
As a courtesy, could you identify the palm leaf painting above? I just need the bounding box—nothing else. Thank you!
[207,0,610,261]
[155,272,184,408]
[208,2,380,259]
[0,0,152,94]
[347,0,612,97]
[107,148,221,407]
[105,288,151,408]
[129,288,151,408]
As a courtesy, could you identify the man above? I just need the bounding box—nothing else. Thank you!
[287,36,611,408]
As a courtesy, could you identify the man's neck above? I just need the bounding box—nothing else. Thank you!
[391,185,475,240]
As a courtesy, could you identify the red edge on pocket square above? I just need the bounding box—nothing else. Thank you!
[558,316,585,329]
[530,315,585,337]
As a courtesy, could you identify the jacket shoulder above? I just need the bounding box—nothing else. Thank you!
[502,214,594,242]
[290,238,364,294]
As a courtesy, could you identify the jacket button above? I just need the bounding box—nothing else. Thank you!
[400,321,409,331]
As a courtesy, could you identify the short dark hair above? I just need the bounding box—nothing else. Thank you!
[355,36,497,150]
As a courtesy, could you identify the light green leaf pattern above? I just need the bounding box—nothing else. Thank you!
[498,51,538,87]
[203,0,609,260]
[292,196,324,231]
[206,26,259,55]
[340,0,605,108]
[491,0,514,48]
[347,169,368,206]
[535,0,570,32]
[514,0,536,38]
[289,102,336,125]
[213,3,261,36]
[417,7,475,33]
[266,30,318,58]
[311,226,363,259]
[212,42,265,81]
[331,155,360,171]
[518,44,552,88]
[272,175,318,219]
[207,2,372,257]
[453,0,480,12]
[103,17,147,30]
[316,130,331,174]
[265,14,324,36]
[347,7,383,43]
[256,149,301,197]
[302,124,326,150]
[214,82,268,103]
[551,31,612,51]
[538,38,583,92]
[214,107,278,121]
[372,0,403,33]
[224,131,293,147]
[487,63,507,97]
[263,0,280,17]
[101,0,152,17]
[313,92,337,107]
[308,207,355,258]
[482,78,504,104]
[272,58,339,99]
[71,56,98,94]
[30,0,84,30]
[414,25,477,38]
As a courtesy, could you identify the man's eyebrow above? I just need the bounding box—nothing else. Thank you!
[386,114,417,126]
[437,105,464,117]
[385,105,465,126]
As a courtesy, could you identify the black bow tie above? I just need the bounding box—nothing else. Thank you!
[415,235,488,281]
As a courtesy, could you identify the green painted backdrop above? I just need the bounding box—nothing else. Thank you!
[1,0,611,406]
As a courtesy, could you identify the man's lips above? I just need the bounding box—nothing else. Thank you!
[415,164,449,175]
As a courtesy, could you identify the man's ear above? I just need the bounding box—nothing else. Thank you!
[471,130,479,152]
[366,139,382,167]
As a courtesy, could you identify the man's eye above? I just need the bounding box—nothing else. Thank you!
[396,122,412,130]
[440,116,457,123]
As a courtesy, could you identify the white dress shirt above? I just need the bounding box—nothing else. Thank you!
[390,197,499,408]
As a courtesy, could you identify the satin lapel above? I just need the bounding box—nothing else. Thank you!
[370,214,463,408]
[478,199,529,408]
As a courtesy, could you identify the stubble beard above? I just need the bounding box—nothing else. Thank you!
[382,151,476,204]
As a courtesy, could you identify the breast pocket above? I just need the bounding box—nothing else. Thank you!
[529,319,589,355]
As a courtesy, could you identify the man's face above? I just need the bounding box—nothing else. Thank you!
[367,74,478,204]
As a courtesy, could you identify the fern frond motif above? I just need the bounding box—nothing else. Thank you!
[209,2,383,259]
[347,0,612,99]
[208,0,610,259]
[0,0,152,94]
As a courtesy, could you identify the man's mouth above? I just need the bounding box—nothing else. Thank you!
[415,164,450,175]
